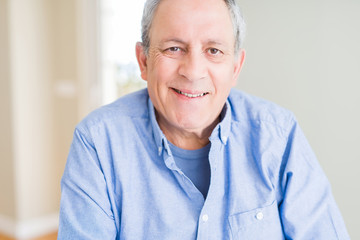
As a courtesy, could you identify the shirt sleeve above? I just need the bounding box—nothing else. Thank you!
[279,119,350,239]
[58,128,117,239]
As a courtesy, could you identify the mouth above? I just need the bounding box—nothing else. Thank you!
[172,88,209,98]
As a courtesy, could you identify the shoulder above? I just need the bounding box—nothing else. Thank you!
[76,88,149,133]
[228,89,296,136]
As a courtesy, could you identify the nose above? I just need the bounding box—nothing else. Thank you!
[178,51,207,81]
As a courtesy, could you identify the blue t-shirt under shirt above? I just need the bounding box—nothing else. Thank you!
[168,142,211,199]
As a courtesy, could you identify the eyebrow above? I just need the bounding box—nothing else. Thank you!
[160,38,227,47]
[160,38,187,45]
[206,40,227,47]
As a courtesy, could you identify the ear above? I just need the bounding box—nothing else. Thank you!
[136,42,148,81]
[231,48,246,86]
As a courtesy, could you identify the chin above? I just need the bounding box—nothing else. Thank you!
[175,117,211,132]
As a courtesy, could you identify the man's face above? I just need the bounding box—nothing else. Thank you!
[137,0,245,136]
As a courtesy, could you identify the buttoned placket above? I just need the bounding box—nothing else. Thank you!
[160,131,225,240]
[162,138,205,204]
[195,135,224,240]
[194,103,231,239]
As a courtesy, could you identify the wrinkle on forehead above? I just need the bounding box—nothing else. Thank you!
[148,0,235,49]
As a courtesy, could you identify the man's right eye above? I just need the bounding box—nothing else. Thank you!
[162,47,184,57]
[168,47,181,52]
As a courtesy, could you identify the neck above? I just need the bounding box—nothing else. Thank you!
[156,114,220,150]
[166,133,210,150]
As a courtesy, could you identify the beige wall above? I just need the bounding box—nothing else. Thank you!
[9,0,55,221]
[50,0,79,213]
[0,0,16,220]
[0,0,78,236]
[238,0,360,238]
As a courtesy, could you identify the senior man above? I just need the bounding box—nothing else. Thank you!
[58,0,349,239]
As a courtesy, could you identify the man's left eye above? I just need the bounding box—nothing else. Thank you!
[208,48,222,55]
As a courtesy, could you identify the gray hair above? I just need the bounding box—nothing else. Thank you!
[140,0,246,56]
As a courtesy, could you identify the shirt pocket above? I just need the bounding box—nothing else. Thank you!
[228,200,285,240]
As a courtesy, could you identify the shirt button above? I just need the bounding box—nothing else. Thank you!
[256,212,264,220]
[202,214,209,222]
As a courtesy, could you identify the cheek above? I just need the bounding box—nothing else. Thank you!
[146,59,178,105]
[212,64,236,90]
[150,58,178,84]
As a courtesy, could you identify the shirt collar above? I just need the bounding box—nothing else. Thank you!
[148,98,168,156]
[148,97,232,156]
[209,100,232,145]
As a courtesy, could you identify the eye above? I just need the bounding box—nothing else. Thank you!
[162,46,184,57]
[167,47,181,52]
[207,48,222,55]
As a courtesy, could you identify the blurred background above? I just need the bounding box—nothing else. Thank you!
[0,0,359,239]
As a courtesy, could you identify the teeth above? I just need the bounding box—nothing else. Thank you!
[174,89,208,98]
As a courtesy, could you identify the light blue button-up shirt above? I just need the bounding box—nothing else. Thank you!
[58,88,349,239]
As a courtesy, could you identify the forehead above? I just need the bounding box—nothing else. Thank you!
[149,0,235,45]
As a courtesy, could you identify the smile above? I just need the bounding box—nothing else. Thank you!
[173,88,209,98]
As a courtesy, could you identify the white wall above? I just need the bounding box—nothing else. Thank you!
[237,0,360,238]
